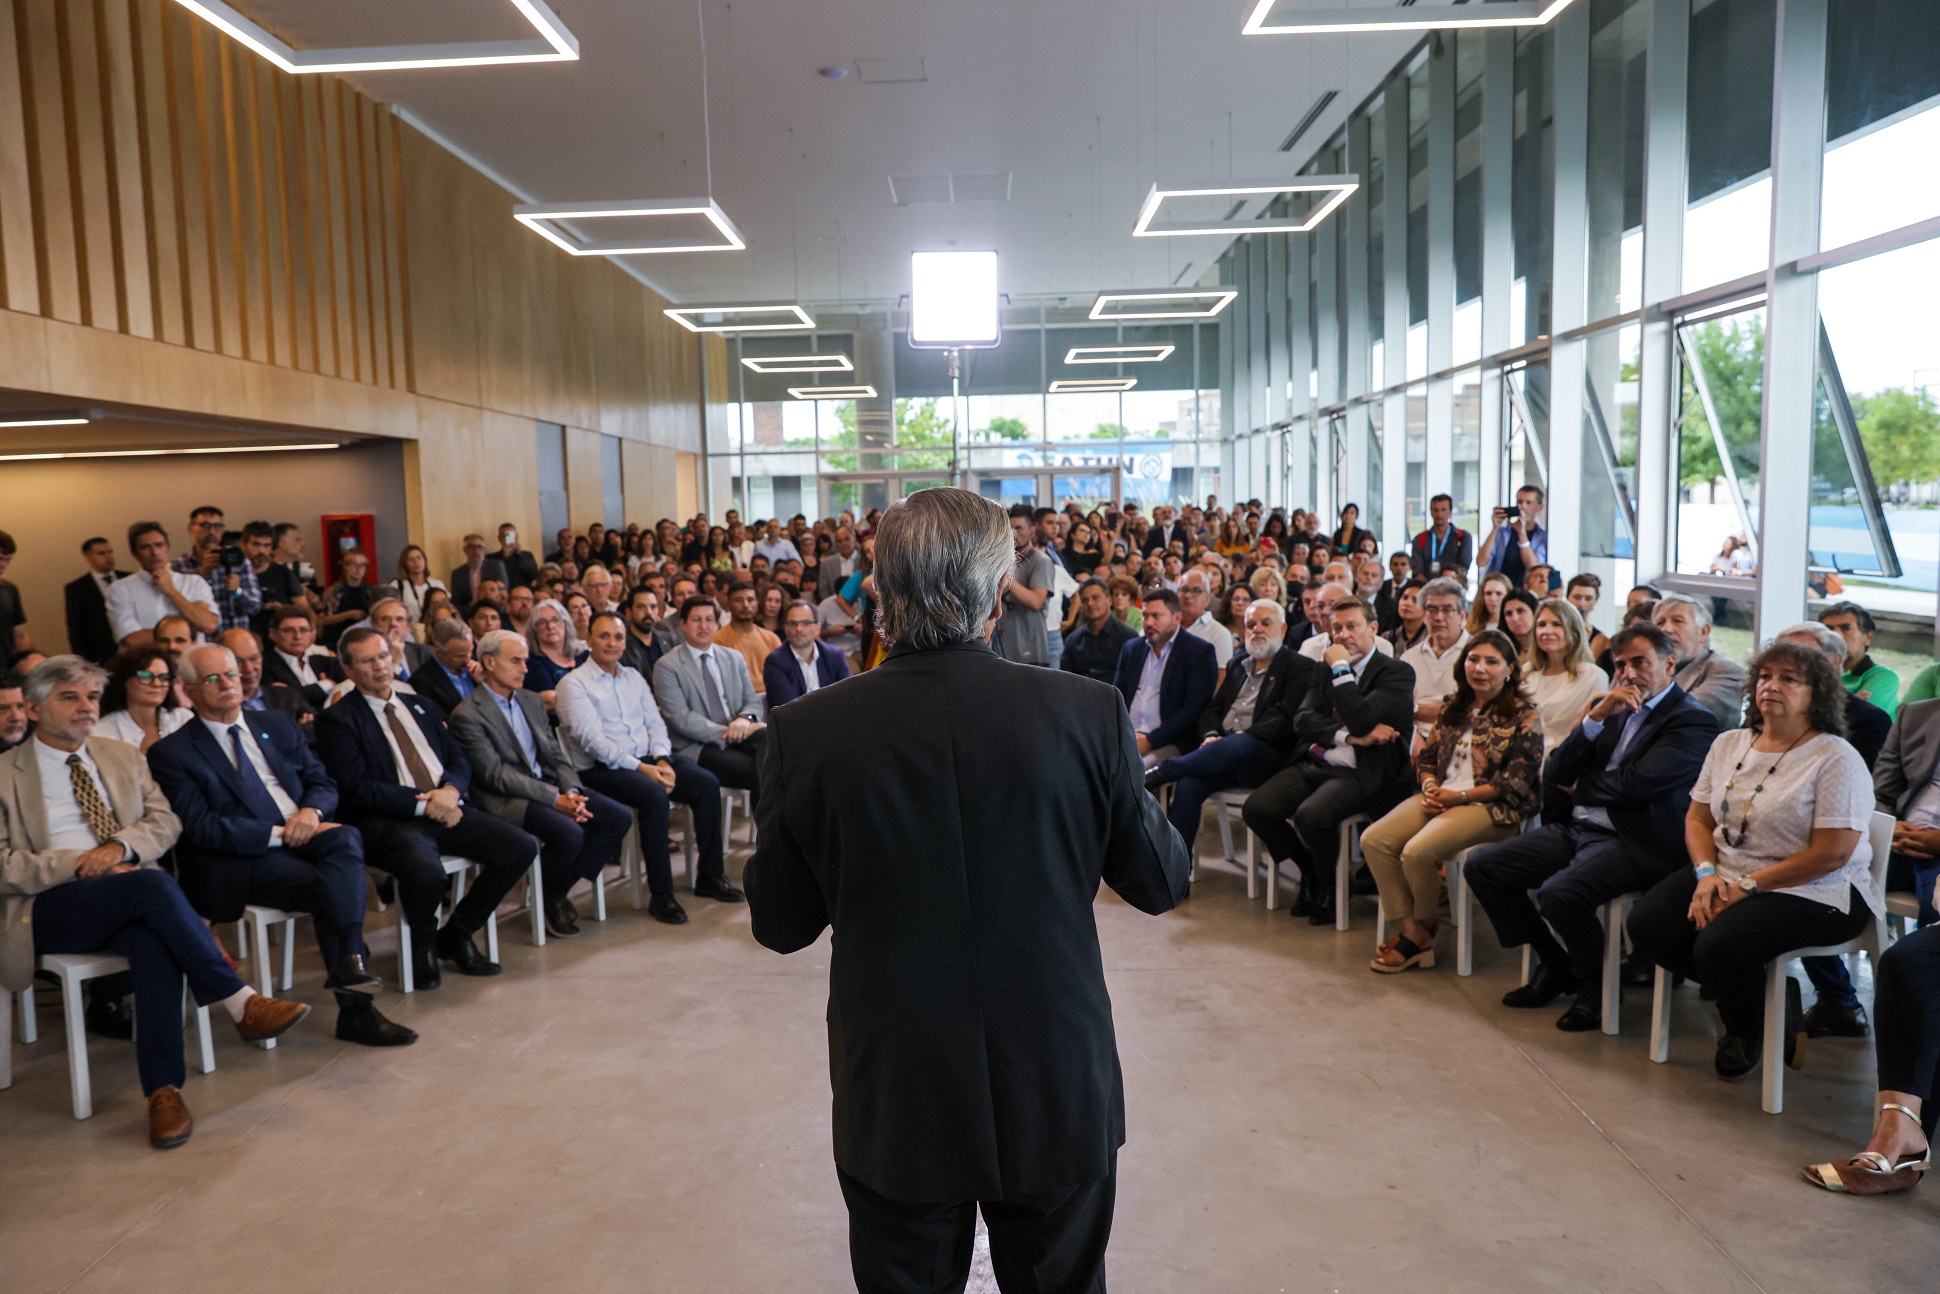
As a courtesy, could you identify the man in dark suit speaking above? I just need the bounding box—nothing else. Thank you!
[744,487,1190,1294]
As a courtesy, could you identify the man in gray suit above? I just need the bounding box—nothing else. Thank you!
[447,631,632,939]
[1877,696,1940,927]
[653,596,767,808]
[1653,594,1747,729]
[815,525,863,603]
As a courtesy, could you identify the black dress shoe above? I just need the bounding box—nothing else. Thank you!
[1502,962,1578,1009]
[1287,889,1317,918]
[85,995,135,1041]
[336,1004,418,1047]
[1306,895,1337,926]
[1715,1034,1757,1081]
[412,941,441,991]
[693,875,746,903]
[1555,995,1603,1032]
[1803,997,1869,1039]
[647,892,689,925]
[545,896,581,939]
[434,929,502,977]
[1619,954,1654,988]
[324,954,382,993]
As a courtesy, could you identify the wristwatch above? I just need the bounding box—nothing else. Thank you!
[1737,875,1760,896]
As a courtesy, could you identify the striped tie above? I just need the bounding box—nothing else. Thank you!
[66,754,121,844]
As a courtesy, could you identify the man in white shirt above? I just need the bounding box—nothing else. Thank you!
[1298,582,1396,662]
[557,611,737,924]
[581,563,618,616]
[1400,577,1472,742]
[1178,569,1235,680]
[753,520,803,565]
[106,521,218,648]
[263,604,345,706]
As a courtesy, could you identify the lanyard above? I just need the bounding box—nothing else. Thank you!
[1426,526,1451,565]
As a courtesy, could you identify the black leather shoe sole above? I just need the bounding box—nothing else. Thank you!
[1803,1004,1868,1039]
[1305,900,1336,926]
[647,895,689,925]
[434,945,503,976]
[544,905,581,938]
[337,1008,419,1047]
[693,878,746,903]
[1555,1005,1602,1032]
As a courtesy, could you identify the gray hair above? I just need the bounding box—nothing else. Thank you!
[181,642,236,679]
[1776,621,1847,660]
[477,629,526,660]
[1419,577,1468,611]
[24,655,108,706]
[1653,592,1712,629]
[873,488,1014,649]
[526,597,581,658]
[368,596,408,625]
[1246,598,1286,625]
[430,617,474,648]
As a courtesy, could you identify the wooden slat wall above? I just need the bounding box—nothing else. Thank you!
[0,0,408,388]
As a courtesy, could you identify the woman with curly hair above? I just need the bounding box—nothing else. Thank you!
[95,644,190,752]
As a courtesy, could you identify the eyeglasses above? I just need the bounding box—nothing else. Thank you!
[133,669,172,683]
[196,671,240,683]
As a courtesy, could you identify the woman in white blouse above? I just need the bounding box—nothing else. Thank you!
[94,645,191,752]
[388,544,447,625]
[1523,598,1607,757]
[1627,639,1880,1083]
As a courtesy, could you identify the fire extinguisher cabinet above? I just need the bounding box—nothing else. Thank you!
[319,514,377,588]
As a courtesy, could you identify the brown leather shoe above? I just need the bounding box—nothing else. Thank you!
[148,1086,193,1149]
[234,994,311,1043]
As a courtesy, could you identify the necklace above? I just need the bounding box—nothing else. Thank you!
[1717,729,1811,848]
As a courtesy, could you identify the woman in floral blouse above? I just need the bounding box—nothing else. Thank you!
[1361,629,1545,973]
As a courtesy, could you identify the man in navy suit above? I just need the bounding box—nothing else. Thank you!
[149,643,416,1047]
[1111,589,1218,769]
[316,627,537,990]
[1464,621,1720,1032]
[764,599,852,708]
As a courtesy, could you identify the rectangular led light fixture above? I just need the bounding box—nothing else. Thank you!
[1049,378,1137,393]
[664,303,816,334]
[742,353,853,374]
[1065,345,1175,365]
[1243,0,1579,35]
[169,1,578,73]
[1090,289,1237,320]
[909,250,1001,349]
[1134,177,1358,237]
[0,443,338,462]
[788,385,877,400]
[0,411,90,428]
[515,199,745,255]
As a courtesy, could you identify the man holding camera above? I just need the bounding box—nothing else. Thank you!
[173,506,261,634]
[1478,484,1548,591]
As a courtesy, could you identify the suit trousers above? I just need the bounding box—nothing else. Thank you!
[358,811,538,940]
[1240,762,1366,890]
[1154,733,1283,850]
[1361,800,1514,924]
[1627,869,1871,1044]
[1463,823,1676,986]
[581,758,723,894]
[837,1158,1116,1294]
[191,829,369,972]
[519,790,632,905]
[697,730,765,808]
[32,869,247,1094]
[1874,925,1940,1140]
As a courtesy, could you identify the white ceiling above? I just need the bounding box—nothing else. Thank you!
[304,0,1415,306]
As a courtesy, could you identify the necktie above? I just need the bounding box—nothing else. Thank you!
[1610,707,1648,766]
[229,726,286,824]
[66,755,121,844]
[385,702,436,792]
[698,651,731,725]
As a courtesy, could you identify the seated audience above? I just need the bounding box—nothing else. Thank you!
[1401,578,1471,742]
[1819,601,1899,717]
[1113,590,1219,770]
[717,581,782,695]
[1178,569,1235,672]
[96,646,192,752]
[467,599,504,641]
[1,656,308,1148]
[1627,639,1880,1081]
[1465,623,1719,1030]
[622,586,671,678]
[449,630,632,939]
[1566,573,1609,661]
[1875,695,1940,928]
[106,521,218,648]
[654,597,769,806]
[565,591,594,643]
[217,628,308,725]
[1242,597,1415,922]
[1384,578,1427,653]
[558,612,737,924]
[149,644,411,1045]
[1062,579,1139,685]
[1298,582,1396,660]
[524,597,586,710]
[410,619,482,716]
[0,669,28,750]
[390,544,446,625]
[503,584,536,637]
[264,604,345,706]
[1499,589,1539,662]
[1107,575,1145,631]
[1525,598,1608,759]
[319,548,377,647]
[1653,593,1748,728]
[580,563,618,616]
[449,533,508,608]
[316,628,538,988]
[1363,631,1542,973]
[370,597,424,684]
[1217,581,1253,641]
[1466,571,1511,638]
[765,600,852,707]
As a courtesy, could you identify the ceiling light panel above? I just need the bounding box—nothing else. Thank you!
[1243,0,1579,36]
[665,303,816,333]
[741,354,854,374]
[909,250,1001,349]
[1090,290,1238,320]
[1064,345,1175,365]
[1050,378,1137,393]
[788,385,877,400]
[0,411,90,427]
[1133,176,1359,237]
[515,199,746,255]
[168,0,578,73]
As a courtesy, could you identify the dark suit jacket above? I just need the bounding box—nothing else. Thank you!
[1060,617,1138,685]
[64,571,127,663]
[1141,522,1187,555]
[1541,682,1720,860]
[147,714,339,920]
[410,658,475,718]
[1198,646,1315,756]
[763,640,852,708]
[449,557,508,608]
[447,687,581,827]
[1846,692,1891,771]
[315,688,472,826]
[743,640,1189,1201]
[1112,630,1219,755]
[621,628,665,683]
[1289,650,1418,806]
[262,649,345,708]
[1876,698,1940,819]
[497,549,540,591]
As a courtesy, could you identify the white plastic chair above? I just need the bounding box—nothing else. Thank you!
[1212,788,1260,898]
[1649,811,1893,1115]
[236,906,300,1050]
[1328,814,1374,928]
[1884,890,1920,945]
[17,953,216,1119]
[720,787,755,848]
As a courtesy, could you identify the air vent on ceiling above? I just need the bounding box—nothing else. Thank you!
[949,172,1013,203]
[855,57,927,84]
[888,175,952,206]
[1279,90,1339,153]
[888,172,1014,206]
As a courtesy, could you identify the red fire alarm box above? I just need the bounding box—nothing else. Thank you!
[320,514,376,587]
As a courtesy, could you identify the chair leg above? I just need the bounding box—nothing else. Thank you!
[1649,965,1672,1064]
[484,904,501,965]
[246,912,277,1052]
[1762,961,1788,1115]
[186,987,215,1075]
[1373,896,1387,953]
[1335,838,1351,933]
[528,854,546,948]
[720,791,735,853]
[683,808,699,891]
[59,970,91,1120]
[1520,945,1533,987]
[1216,804,1235,865]
[398,905,415,994]
[19,986,38,1044]
[1,987,12,1090]
[628,821,645,911]
[1245,829,1258,901]
[1266,852,1281,911]
[279,918,296,992]
[1453,855,1474,977]
[1600,897,1630,1036]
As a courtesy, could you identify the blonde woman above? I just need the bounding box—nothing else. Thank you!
[1466,570,1512,637]
[1248,567,1288,608]
[1525,597,1609,757]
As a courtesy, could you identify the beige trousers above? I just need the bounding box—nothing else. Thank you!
[1360,799,1515,923]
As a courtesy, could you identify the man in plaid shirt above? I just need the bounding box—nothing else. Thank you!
[172,505,261,633]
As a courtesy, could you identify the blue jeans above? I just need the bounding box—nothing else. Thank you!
[1156,733,1284,849]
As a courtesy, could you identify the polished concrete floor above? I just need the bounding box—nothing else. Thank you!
[3,820,1937,1293]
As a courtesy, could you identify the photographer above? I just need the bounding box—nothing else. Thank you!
[1478,484,1548,591]
[172,506,260,633]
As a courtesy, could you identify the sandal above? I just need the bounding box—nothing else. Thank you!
[1370,936,1435,974]
[1803,1103,1931,1195]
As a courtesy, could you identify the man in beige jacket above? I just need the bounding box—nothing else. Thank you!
[1,657,309,1148]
